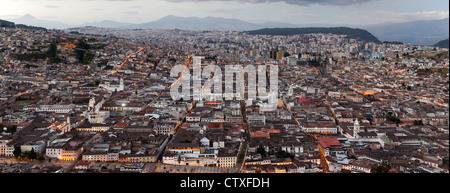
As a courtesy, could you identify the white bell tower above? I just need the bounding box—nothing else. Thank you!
[88,96,95,111]
[67,116,72,131]
[119,78,124,91]
[287,84,293,96]
[200,125,206,135]
[353,118,360,139]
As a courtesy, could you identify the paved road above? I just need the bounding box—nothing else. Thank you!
[235,104,250,173]
[235,139,248,173]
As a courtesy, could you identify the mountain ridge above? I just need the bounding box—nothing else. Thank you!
[81,20,132,29]
[3,14,449,46]
[363,18,449,45]
[127,15,265,31]
[433,39,449,48]
[0,18,47,31]
[10,14,72,29]
[246,27,382,44]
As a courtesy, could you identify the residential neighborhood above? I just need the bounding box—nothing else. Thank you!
[0,24,448,174]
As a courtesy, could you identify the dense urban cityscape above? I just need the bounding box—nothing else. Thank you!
[0,23,448,174]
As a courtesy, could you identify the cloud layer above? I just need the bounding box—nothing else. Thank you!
[337,10,450,24]
[164,0,378,6]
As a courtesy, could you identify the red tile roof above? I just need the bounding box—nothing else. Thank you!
[75,160,91,166]
[318,137,341,149]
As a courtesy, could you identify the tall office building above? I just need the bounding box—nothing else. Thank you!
[276,50,284,60]
[269,49,277,60]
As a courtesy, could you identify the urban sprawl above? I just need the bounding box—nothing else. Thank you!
[0,26,448,173]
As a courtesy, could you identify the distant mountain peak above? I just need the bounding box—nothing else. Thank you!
[161,15,181,19]
[20,14,37,20]
[12,14,71,29]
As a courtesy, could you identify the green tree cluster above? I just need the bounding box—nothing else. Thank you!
[256,145,266,157]
[12,42,62,63]
[387,114,401,124]
[75,40,95,64]
[275,150,294,159]
[372,161,390,173]
[0,124,17,134]
[413,120,424,125]
[13,148,38,160]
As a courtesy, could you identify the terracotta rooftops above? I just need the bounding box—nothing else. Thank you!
[318,137,341,149]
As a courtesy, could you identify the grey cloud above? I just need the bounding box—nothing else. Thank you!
[127,5,143,9]
[163,0,378,6]
[41,16,58,18]
[44,5,59,8]
[123,11,139,15]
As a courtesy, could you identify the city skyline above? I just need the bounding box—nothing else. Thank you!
[1,0,449,26]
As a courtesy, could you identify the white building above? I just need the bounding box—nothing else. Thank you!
[46,138,71,159]
[217,149,238,168]
[21,140,46,154]
[186,114,201,122]
[0,138,14,157]
[36,104,74,114]
[85,96,109,124]
[100,78,125,92]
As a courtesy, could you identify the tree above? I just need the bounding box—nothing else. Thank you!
[13,146,22,158]
[49,42,57,56]
[28,149,37,160]
[387,114,401,124]
[37,154,45,162]
[413,120,424,125]
[76,40,91,50]
[75,49,85,64]
[347,154,357,160]
[168,57,177,62]
[6,125,17,134]
[275,150,294,159]
[372,161,390,173]
[256,145,266,157]
[82,52,95,64]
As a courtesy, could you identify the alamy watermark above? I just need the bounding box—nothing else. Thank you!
[170,56,279,111]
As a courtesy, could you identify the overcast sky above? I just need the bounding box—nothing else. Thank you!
[1,0,449,25]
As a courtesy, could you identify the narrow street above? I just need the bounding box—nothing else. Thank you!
[235,100,250,173]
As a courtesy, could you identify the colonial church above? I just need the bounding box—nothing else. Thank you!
[99,78,124,92]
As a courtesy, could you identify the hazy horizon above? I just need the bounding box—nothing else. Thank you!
[3,13,450,28]
[1,0,448,27]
